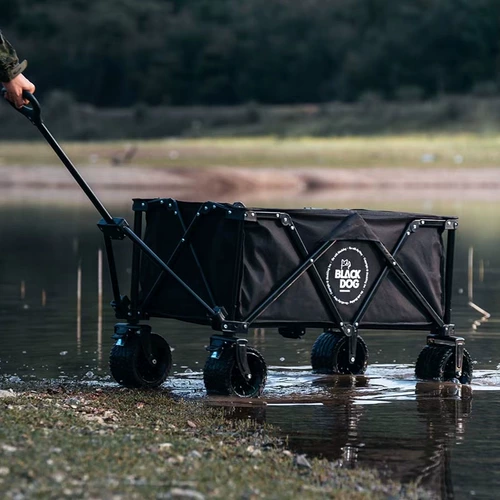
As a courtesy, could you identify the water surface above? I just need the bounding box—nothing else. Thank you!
[0,189,499,499]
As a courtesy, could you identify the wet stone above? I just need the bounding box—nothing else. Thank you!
[293,454,312,469]
[1,445,18,453]
[162,487,205,499]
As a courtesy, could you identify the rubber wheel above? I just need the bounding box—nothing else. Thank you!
[109,333,172,388]
[311,331,368,375]
[204,346,267,397]
[415,345,472,384]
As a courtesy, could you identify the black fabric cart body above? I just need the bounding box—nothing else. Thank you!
[4,90,472,397]
[103,198,472,395]
[134,200,452,331]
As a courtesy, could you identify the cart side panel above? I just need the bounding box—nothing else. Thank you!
[362,225,445,324]
[239,216,327,323]
[239,209,448,327]
[139,201,244,323]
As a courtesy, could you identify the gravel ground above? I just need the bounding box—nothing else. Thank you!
[0,384,434,499]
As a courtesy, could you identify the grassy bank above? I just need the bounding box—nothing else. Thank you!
[0,386,429,499]
[1,134,500,169]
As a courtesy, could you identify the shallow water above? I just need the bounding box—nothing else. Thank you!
[0,190,499,499]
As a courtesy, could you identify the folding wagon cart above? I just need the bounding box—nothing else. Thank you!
[4,92,473,397]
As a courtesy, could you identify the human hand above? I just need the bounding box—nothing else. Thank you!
[2,73,36,108]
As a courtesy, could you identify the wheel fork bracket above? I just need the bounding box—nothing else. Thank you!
[206,335,252,380]
[235,339,252,380]
[427,334,465,378]
[341,324,358,365]
[113,323,157,368]
[140,329,158,369]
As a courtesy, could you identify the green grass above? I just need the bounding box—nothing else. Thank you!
[1,133,500,169]
[0,386,430,499]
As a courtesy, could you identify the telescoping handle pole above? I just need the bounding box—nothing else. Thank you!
[2,88,221,320]
[1,89,114,224]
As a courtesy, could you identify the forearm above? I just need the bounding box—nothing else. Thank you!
[0,30,27,83]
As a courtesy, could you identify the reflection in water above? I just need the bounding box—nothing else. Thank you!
[77,260,82,355]
[97,248,103,363]
[314,376,367,469]
[218,377,472,499]
[468,247,491,331]
[251,328,267,353]
[414,383,472,499]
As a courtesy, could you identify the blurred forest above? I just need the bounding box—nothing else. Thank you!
[4,0,500,106]
[3,0,500,139]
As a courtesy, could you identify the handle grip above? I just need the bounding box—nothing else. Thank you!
[1,88,42,125]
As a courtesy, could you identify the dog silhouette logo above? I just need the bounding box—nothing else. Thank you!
[340,259,351,271]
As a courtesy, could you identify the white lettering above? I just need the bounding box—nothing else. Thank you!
[339,278,360,289]
[335,269,362,280]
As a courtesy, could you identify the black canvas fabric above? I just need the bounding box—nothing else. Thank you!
[140,200,244,323]
[139,200,453,330]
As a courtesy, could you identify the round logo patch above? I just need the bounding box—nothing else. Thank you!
[325,246,369,305]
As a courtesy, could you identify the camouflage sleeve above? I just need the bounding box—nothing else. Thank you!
[0,30,28,83]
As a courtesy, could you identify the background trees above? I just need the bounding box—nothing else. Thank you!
[3,0,500,107]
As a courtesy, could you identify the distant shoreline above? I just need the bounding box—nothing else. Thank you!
[0,165,498,205]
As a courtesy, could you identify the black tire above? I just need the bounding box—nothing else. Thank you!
[311,331,368,375]
[204,346,267,397]
[109,333,172,388]
[415,345,433,380]
[415,345,472,384]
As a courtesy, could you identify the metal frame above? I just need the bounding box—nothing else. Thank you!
[114,201,460,362]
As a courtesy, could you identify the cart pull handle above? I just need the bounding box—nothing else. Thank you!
[2,88,114,224]
[1,89,42,126]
